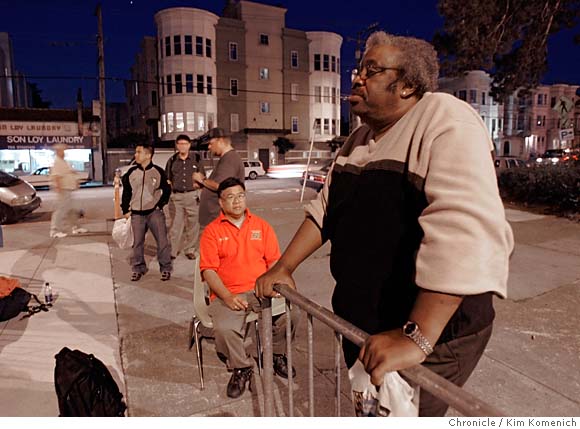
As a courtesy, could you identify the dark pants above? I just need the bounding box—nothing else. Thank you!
[418,324,493,416]
[131,209,172,274]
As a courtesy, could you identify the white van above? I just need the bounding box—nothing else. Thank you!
[244,161,265,180]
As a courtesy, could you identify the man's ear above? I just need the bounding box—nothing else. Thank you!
[400,84,417,99]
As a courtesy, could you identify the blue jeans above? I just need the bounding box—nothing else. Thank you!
[131,209,172,274]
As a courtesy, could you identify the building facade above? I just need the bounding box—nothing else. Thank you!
[131,1,341,168]
[0,33,29,109]
[439,71,580,158]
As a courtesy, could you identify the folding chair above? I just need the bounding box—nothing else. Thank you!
[188,257,286,390]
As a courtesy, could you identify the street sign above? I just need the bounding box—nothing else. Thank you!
[559,128,574,141]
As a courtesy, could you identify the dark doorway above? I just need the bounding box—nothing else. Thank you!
[503,141,510,156]
[259,148,270,171]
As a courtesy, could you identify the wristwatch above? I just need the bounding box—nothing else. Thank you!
[403,321,434,356]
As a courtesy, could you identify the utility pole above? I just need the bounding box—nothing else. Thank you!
[95,3,108,184]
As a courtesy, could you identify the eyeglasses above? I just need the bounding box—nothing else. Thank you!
[356,64,401,80]
[221,192,246,202]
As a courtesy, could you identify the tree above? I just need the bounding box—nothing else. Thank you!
[273,137,295,154]
[28,82,52,108]
[434,0,580,101]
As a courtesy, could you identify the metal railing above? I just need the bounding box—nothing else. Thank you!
[259,283,505,417]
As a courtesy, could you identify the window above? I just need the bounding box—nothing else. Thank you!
[323,87,330,103]
[481,92,486,105]
[197,75,204,94]
[186,74,193,93]
[229,42,238,61]
[175,74,182,94]
[186,112,195,132]
[167,112,174,133]
[166,75,172,95]
[174,35,181,55]
[291,84,298,101]
[323,54,329,71]
[260,33,269,45]
[260,101,270,113]
[159,38,163,59]
[458,90,467,101]
[550,97,556,108]
[184,35,192,55]
[314,118,321,134]
[176,112,184,132]
[165,36,171,56]
[469,90,477,103]
[492,119,496,133]
[537,94,543,105]
[314,86,321,103]
[161,114,166,133]
[134,81,139,96]
[323,118,330,134]
[161,77,164,96]
[207,76,213,95]
[207,112,214,129]
[197,113,205,132]
[206,38,212,57]
[259,68,269,80]
[332,87,337,105]
[337,58,340,73]
[230,79,238,96]
[291,51,299,68]
[314,54,321,71]
[331,56,336,72]
[332,119,337,135]
[231,113,239,132]
[291,116,299,133]
[196,36,203,56]
[151,90,157,106]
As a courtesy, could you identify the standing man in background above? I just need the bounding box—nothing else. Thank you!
[193,128,244,230]
[49,143,87,238]
[165,134,205,260]
[122,142,173,282]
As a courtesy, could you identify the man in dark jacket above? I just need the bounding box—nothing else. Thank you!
[121,142,172,282]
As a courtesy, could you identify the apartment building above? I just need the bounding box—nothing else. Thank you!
[132,1,341,168]
[439,70,579,158]
[0,32,29,109]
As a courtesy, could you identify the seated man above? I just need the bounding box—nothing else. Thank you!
[200,177,297,398]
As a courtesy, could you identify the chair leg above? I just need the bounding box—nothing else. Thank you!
[188,317,195,350]
[193,319,205,390]
[254,320,262,375]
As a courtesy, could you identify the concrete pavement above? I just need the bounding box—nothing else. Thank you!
[0,185,579,417]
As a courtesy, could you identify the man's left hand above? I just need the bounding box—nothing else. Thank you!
[358,329,426,386]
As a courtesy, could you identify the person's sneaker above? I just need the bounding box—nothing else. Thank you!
[131,272,144,281]
[72,227,88,234]
[273,354,296,379]
[161,271,171,281]
[50,231,68,238]
[226,367,253,398]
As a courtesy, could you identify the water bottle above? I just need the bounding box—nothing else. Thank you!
[44,282,53,305]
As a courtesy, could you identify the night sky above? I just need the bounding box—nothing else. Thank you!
[2,0,579,109]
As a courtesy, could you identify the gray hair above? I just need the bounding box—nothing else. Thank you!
[365,31,439,96]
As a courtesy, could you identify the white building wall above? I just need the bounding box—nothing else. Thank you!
[155,8,218,141]
[307,32,342,142]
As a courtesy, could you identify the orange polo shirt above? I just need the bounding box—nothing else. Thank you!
[200,209,281,300]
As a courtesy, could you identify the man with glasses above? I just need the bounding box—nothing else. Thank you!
[165,134,205,260]
[256,31,514,416]
[193,128,244,230]
[200,177,296,399]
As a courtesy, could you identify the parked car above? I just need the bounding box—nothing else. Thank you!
[534,149,578,165]
[19,167,90,189]
[267,160,328,179]
[0,171,42,224]
[300,160,332,191]
[494,156,528,175]
[244,161,265,180]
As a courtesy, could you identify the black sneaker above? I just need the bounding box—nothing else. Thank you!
[226,367,253,398]
[273,354,296,379]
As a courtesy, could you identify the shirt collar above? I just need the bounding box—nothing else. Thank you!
[218,208,252,225]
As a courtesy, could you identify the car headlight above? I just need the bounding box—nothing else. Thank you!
[11,195,33,206]
[536,158,543,163]
[551,157,559,163]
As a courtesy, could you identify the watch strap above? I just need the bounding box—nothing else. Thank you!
[403,321,434,356]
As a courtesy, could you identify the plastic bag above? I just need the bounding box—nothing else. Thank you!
[349,360,419,417]
[112,218,133,249]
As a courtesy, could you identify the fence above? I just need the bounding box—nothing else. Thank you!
[259,283,505,417]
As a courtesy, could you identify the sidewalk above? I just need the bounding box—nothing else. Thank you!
[0,201,579,416]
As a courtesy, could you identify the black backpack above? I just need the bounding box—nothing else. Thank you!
[0,287,49,322]
[54,347,127,417]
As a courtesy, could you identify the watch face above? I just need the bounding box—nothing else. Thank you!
[404,322,417,335]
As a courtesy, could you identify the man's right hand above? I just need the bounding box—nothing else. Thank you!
[255,262,296,299]
[192,172,204,184]
[224,294,249,311]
